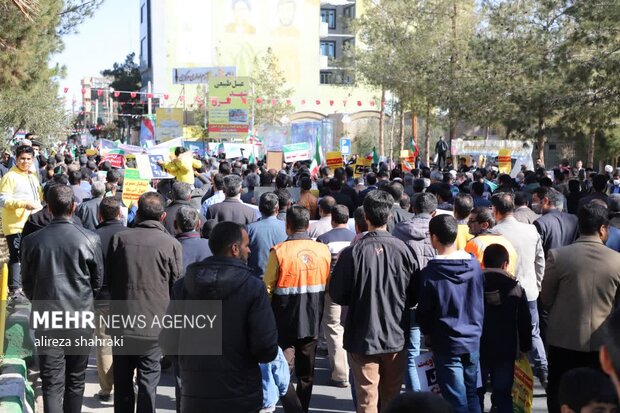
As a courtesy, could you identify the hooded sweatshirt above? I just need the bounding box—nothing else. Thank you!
[393,213,436,269]
[418,251,484,356]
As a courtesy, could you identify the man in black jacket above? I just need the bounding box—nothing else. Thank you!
[107,192,183,413]
[160,222,278,413]
[21,185,103,413]
[331,190,418,413]
[93,196,128,401]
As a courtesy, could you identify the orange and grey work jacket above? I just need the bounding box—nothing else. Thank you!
[263,232,331,344]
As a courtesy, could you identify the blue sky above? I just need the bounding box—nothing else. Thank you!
[52,0,139,107]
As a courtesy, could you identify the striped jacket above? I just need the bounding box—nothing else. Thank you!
[264,233,331,344]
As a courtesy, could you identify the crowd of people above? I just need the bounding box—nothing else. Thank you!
[1,135,620,413]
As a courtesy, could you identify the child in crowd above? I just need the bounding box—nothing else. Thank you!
[478,244,532,413]
[260,347,289,413]
[558,368,618,413]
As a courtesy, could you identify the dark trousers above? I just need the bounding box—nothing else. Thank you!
[39,349,89,413]
[437,152,447,169]
[547,345,601,413]
[6,233,21,290]
[478,359,514,413]
[113,338,161,413]
[281,337,318,413]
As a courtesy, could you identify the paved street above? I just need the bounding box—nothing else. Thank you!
[33,353,549,413]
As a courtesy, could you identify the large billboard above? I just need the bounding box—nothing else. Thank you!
[211,0,319,88]
[208,76,251,141]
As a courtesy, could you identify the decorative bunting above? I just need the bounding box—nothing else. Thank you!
[256,98,263,104]
[163,94,169,100]
[357,101,362,106]
[301,99,306,105]
[329,100,334,106]
[286,99,292,105]
[81,88,86,95]
[97,90,103,97]
[179,95,185,102]
[370,101,375,107]
[130,92,137,99]
[271,99,278,106]
[315,99,321,105]
[147,93,153,99]
[63,87,69,94]
[114,91,120,98]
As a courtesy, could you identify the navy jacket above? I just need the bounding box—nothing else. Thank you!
[160,256,278,413]
[176,231,212,272]
[418,254,484,356]
[533,209,579,257]
[481,269,532,362]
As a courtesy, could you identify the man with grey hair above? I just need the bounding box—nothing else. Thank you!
[206,174,257,225]
[532,186,579,257]
[175,206,212,272]
[163,181,205,236]
[241,172,260,205]
[76,181,106,230]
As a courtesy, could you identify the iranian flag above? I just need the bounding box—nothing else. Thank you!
[310,131,322,177]
[403,137,419,171]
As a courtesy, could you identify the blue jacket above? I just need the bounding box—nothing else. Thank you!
[176,231,212,272]
[418,254,484,356]
[260,347,289,409]
[247,216,287,278]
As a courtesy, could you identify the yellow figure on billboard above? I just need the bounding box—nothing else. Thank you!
[225,0,256,34]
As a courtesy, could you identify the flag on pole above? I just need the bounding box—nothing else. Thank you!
[372,147,379,164]
[248,152,256,164]
[310,130,322,177]
[140,117,155,148]
[410,137,419,157]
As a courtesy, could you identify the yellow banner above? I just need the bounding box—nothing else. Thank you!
[498,149,512,174]
[354,158,371,177]
[326,151,343,170]
[208,76,251,141]
[121,169,151,208]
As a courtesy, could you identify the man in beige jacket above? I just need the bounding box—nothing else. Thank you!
[541,202,620,413]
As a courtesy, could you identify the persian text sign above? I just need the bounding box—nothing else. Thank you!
[172,67,236,85]
[208,77,250,141]
[122,169,151,207]
[283,143,311,162]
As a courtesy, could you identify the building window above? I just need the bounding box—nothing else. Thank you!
[344,5,355,19]
[321,9,336,29]
[320,41,336,61]
[320,72,332,84]
[140,37,147,65]
[140,4,145,23]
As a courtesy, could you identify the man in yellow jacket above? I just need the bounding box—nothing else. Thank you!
[0,145,43,302]
[157,147,202,184]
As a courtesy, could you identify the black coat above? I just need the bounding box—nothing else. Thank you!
[481,269,532,362]
[107,220,183,339]
[76,197,102,230]
[330,231,418,355]
[95,220,128,302]
[21,218,103,332]
[160,256,278,413]
[206,198,256,225]
[22,208,83,239]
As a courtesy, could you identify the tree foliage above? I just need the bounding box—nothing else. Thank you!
[251,48,294,127]
[353,0,620,166]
